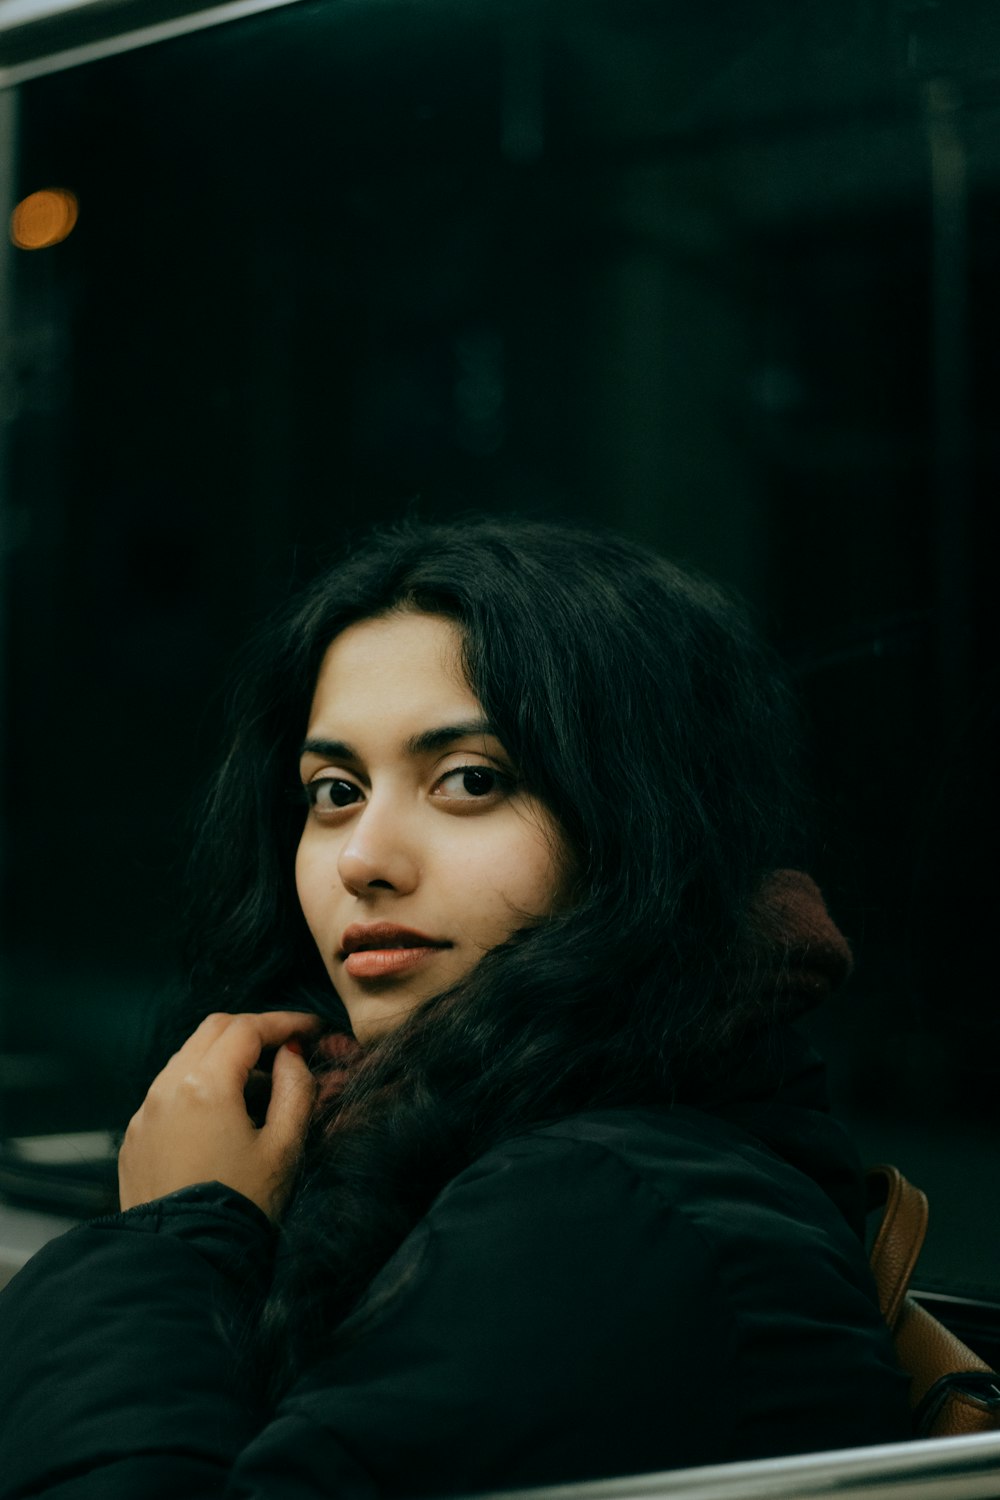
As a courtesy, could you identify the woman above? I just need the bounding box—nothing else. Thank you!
[0,518,910,1498]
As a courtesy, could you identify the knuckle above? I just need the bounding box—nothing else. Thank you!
[201,1011,231,1031]
[176,1070,213,1105]
[142,1083,165,1113]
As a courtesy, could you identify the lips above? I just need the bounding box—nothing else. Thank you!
[339,923,450,958]
[338,923,452,982]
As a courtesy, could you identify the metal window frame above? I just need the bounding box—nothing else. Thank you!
[0,0,310,87]
[3,5,1000,1498]
[471,1431,1000,1500]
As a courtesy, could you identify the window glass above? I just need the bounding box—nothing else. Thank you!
[0,0,995,1301]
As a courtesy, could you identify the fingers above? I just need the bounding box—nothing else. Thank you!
[266,1042,319,1154]
[166,1011,234,1068]
[202,1011,323,1088]
[123,1013,323,1222]
[243,1067,274,1129]
[171,1009,319,1070]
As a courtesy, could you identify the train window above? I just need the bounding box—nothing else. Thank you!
[0,0,996,1342]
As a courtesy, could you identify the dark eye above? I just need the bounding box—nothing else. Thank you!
[438,766,504,799]
[306,778,362,810]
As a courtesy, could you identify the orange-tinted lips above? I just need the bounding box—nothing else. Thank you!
[339,922,449,956]
[339,923,452,982]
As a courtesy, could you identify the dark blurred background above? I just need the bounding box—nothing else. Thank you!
[0,0,996,1298]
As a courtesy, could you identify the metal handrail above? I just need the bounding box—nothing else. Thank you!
[470,1431,1000,1500]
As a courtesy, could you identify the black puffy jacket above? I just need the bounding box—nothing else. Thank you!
[0,1028,911,1499]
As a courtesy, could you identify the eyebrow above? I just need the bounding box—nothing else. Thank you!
[299,719,499,763]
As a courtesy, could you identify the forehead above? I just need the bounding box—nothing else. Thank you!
[307,611,476,727]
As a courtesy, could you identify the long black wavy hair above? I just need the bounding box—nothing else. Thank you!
[175,516,804,1399]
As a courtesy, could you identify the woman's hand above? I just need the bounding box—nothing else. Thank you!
[119,1011,322,1222]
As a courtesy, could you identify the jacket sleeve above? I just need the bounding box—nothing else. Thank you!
[0,1182,277,1499]
[0,1136,728,1500]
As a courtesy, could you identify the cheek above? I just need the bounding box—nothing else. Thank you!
[514,842,566,918]
[448,820,564,939]
[294,832,327,935]
[293,842,310,925]
[508,809,567,907]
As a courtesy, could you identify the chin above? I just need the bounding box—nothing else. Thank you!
[345,994,423,1044]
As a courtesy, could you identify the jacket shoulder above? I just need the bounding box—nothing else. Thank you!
[459,1104,852,1246]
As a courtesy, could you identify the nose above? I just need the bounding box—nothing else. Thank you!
[337,797,420,897]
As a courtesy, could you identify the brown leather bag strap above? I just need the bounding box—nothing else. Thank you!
[867,1163,929,1331]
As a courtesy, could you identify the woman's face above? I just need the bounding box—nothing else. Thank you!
[296,610,569,1043]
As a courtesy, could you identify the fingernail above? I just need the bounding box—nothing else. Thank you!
[285,1039,304,1056]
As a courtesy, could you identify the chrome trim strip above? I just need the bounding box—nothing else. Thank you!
[0,0,109,26]
[0,0,308,89]
[470,1431,1000,1500]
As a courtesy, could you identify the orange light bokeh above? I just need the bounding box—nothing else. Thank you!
[10,188,79,250]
